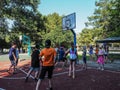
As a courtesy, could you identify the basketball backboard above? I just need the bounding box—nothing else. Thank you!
[62,13,76,30]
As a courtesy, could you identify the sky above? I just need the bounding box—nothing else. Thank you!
[38,0,97,34]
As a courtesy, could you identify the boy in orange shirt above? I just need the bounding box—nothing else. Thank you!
[36,39,56,90]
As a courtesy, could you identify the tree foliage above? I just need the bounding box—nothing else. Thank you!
[41,13,73,47]
[77,0,120,46]
[0,1,73,50]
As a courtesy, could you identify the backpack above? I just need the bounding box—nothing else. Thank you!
[69,48,77,60]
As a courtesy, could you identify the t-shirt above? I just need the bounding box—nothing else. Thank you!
[98,49,104,55]
[9,47,16,60]
[58,47,65,60]
[31,49,40,67]
[89,46,93,54]
[69,48,77,60]
[82,49,86,57]
[40,48,56,66]
[95,48,99,54]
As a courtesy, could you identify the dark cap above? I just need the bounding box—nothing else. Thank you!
[45,39,51,48]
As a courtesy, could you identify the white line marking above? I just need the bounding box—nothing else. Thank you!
[0,66,119,80]
[0,88,6,90]
[19,68,34,79]
[90,67,120,74]
[0,77,25,79]
[53,67,120,77]
[53,68,83,77]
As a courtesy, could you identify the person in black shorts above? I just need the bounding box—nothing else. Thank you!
[25,45,40,82]
[36,39,56,90]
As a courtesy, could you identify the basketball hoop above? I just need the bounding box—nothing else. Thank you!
[62,13,76,30]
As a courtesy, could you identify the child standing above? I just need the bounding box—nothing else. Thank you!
[36,39,56,90]
[65,42,78,79]
[82,46,87,70]
[89,45,94,61]
[8,42,17,74]
[25,45,40,82]
[97,47,105,71]
[95,45,99,60]
[15,48,19,67]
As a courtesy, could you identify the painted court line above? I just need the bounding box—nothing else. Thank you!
[19,68,34,79]
[0,67,119,80]
[0,77,25,80]
[53,68,83,77]
[0,88,6,90]
[90,67,120,74]
[53,67,120,77]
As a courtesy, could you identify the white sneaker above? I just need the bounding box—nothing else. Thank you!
[101,68,104,71]
[97,67,101,70]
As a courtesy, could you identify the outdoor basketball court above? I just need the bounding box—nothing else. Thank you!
[0,13,120,90]
[0,56,120,90]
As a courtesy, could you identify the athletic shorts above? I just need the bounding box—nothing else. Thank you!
[58,56,65,62]
[39,66,54,79]
[83,57,87,64]
[70,59,76,61]
[30,67,40,71]
[10,60,16,66]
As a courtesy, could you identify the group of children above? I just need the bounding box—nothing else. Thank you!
[8,41,109,90]
[96,45,109,70]
[82,45,109,71]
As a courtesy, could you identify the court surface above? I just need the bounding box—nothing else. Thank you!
[0,58,120,90]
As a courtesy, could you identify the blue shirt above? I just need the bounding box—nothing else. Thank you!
[9,47,16,60]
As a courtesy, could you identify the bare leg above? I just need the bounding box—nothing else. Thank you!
[13,65,16,73]
[25,69,33,82]
[8,64,13,71]
[85,64,87,70]
[35,71,39,79]
[26,69,33,77]
[36,79,42,90]
[68,62,72,76]
[98,63,101,70]
[101,64,104,70]
[48,79,52,89]
[72,61,75,79]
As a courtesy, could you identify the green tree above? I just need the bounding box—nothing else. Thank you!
[41,13,73,47]
[0,0,44,49]
[86,0,120,39]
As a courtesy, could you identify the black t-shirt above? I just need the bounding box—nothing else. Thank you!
[31,49,40,67]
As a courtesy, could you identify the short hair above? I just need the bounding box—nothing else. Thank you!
[11,42,16,46]
[35,44,39,49]
[45,39,51,48]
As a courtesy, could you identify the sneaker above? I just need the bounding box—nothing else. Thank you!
[72,75,75,79]
[46,87,53,90]
[68,74,71,77]
[25,77,28,82]
[13,72,17,74]
[101,68,104,71]
[34,78,38,82]
[97,67,101,70]
[49,87,53,90]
